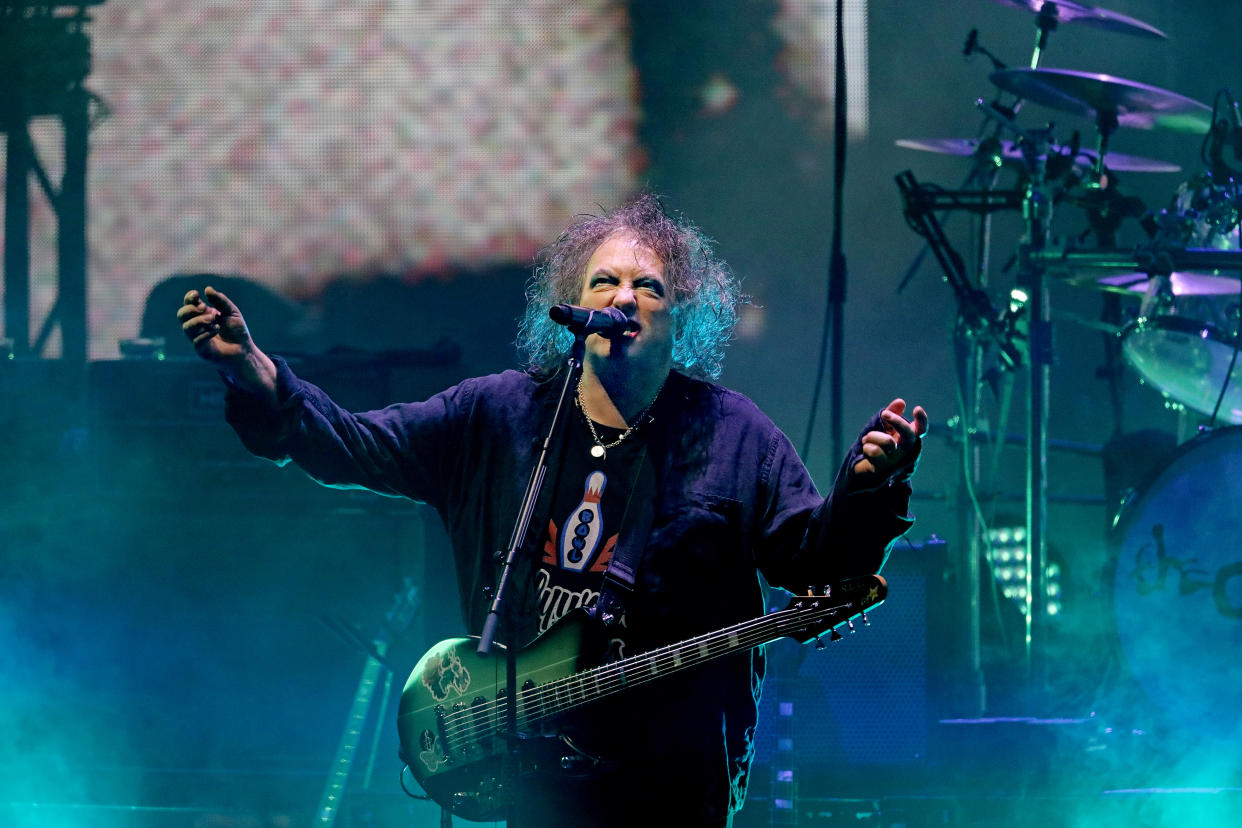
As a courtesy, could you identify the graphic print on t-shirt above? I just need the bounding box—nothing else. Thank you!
[561,470,606,571]
[536,469,620,634]
[543,469,619,576]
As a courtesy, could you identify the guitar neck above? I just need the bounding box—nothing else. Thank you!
[519,600,838,726]
[314,648,389,827]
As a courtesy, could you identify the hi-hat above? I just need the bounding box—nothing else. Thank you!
[990,68,1211,132]
[895,136,1180,173]
[987,0,1166,39]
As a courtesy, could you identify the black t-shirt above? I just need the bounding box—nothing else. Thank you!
[533,407,650,638]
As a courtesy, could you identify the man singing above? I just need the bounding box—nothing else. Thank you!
[177,193,927,827]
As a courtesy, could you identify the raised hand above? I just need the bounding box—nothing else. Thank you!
[852,398,928,479]
[177,286,254,363]
[176,286,277,401]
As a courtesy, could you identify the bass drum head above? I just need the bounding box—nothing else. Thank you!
[1112,426,1242,743]
[1121,315,1242,424]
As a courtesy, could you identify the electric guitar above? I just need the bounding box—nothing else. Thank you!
[397,574,887,821]
[314,580,420,827]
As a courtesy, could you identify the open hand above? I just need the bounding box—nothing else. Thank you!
[176,286,253,364]
[853,398,928,478]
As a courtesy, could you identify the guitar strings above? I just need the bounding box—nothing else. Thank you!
[437,613,806,747]
[435,602,851,746]
[434,601,859,750]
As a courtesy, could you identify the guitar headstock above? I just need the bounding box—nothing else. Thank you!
[383,577,422,638]
[779,574,887,645]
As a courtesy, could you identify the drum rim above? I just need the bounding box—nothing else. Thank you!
[1120,314,1238,346]
[1120,315,1242,421]
[1109,424,1242,536]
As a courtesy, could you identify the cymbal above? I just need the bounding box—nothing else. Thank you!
[987,0,1166,40]
[990,68,1211,132]
[895,137,1181,173]
[1096,271,1242,296]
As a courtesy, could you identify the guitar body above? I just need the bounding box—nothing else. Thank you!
[397,574,887,822]
[397,612,593,821]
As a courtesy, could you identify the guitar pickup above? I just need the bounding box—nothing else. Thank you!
[433,704,455,763]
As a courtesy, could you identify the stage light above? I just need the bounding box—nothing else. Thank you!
[986,525,1062,619]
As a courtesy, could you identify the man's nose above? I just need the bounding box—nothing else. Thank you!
[611,284,637,310]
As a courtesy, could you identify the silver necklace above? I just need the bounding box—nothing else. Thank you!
[576,380,664,459]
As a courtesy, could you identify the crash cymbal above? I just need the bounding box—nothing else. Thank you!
[895,137,1181,173]
[987,0,1167,39]
[990,68,1211,132]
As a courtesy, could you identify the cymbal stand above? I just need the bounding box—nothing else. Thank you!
[1015,142,1054,701]
[1091,109,1120,180]
[974,92,1061,696]
[897,28,1029,294]
[1028,3,1060,69]
[898,10,1056,290]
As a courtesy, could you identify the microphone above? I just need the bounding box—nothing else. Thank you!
[548,304,637,339]
[1207,118,1235,177]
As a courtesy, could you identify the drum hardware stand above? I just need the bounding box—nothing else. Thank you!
[897,169,1030,713]
[1016,157,1055,699]
[894,39,1036,712]
[940,420,1102,459]
[1032,245,1242,278]
[968,97,1069,697]
[896,171,1028,370]
[900,89,1068,702]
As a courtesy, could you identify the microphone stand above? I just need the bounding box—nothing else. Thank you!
[476,329,588,817]
[805,0,849,463]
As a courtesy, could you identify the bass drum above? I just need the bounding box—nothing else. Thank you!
[1111,426,1242,743]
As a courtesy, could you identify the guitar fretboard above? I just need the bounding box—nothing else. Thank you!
[435,593,866,752]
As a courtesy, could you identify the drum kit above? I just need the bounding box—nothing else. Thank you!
[895,0,1242,733]
[899,0,1240,422]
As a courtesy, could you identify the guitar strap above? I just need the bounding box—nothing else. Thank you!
[591,444,654,629]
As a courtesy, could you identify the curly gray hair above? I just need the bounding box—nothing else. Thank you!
[516,193,741,380]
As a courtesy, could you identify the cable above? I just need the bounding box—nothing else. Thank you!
[399,765,431,800]
[953,335,1010,650]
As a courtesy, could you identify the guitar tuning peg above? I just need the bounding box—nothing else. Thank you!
[861,611,869,626]
[830,629,844,642]
[814,636,825,651]
[846,618,855,633]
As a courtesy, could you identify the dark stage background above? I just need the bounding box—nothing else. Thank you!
[3,1,1241,826]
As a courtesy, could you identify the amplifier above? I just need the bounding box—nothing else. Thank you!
[752,537,962,799]
[87,349,463,510]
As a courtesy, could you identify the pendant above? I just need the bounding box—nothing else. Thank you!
[590,444,606,459]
